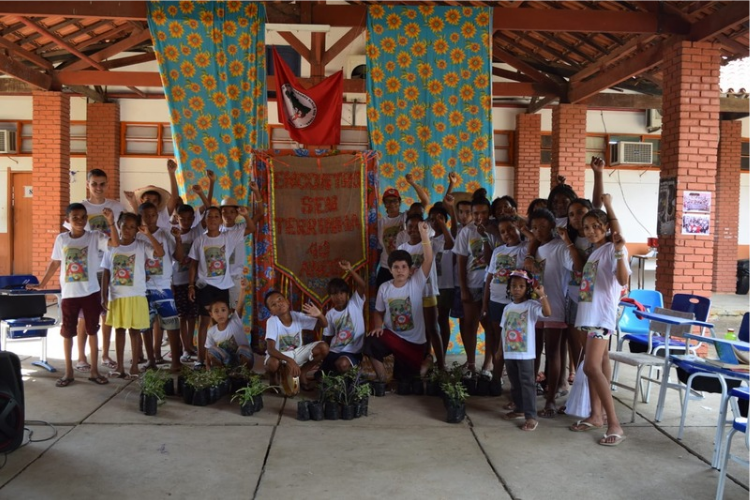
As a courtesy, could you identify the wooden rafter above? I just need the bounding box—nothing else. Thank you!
[568,34,659,83]
[493,45,561,89]
[491,66,534,83]
[75,23,132,52]
[0,53,51,89]
[322,26,365,67]
[62,28,150,71]
[689,1,750,42]
[276,32,311,62]
[0,2,148,20]
[0,35,52,70]
[99,52,155,70]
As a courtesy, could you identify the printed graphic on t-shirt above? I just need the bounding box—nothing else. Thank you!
[178,242,192,272]
[469,238,486,271]
[492,254,516,285]
[112,254,136,286]
[531,259,546,286]
[88,214,112,236]
[388,296,415,333]
[218,336,239,354]
[383,225,400,254]
[504,310,528,353]
[410,252,424,270]
[204,245,227,277]
[568,270,583,287]
[64,246,89,283]
[331,313,354,349]
[145,256,164,277]
[277,332,300,352]
[579,260,599,303]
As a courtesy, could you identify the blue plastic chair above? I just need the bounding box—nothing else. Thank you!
[624,293,711,357]
[716,387,749,500]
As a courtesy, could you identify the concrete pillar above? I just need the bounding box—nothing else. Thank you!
[513,113,541,210]
[712,120,742,293]
[550,103,587,195]
[656,40,720,305]
[86,102,121,200]
[32,91,70,285]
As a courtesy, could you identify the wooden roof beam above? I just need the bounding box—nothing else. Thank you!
[491,66,534,83]
[0,53,51,89]
[99,52,154,70]
[493,45,562,90]
[568,42,664,104]
[689,1,750,42]
[62,28,150,71]
[0,2,148,20]
[0,35,53,70]
[568,34,659,83]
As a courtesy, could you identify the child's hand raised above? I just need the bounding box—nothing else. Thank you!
[448,172,458,184]
[557,226,571,243]
[418,220,430,239]
[533,283,546,298]
[302,302,322,319]
[249,180,260,194]
[601,193,612,206]
[405,173,415,184]
[192,184,203,194]
[102,207,115,225]
[613,231,626,250]
[590,156,605,173]
[124,191,136,202]
[206,170,216,182]
[338,260,353,273]
[237,206,249,217]
[170,226,181,238]
[138,224,151,236]
[167,159,178,173]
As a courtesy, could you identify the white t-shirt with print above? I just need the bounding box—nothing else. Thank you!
[205,312,249,351]
[485,244,527,304]
[397,241,438,297]
[501,300,545,360]
[100,240,153,300]
[377,212,406,268]
[532,238,574,323]
[51,230,110,299]
[221,223,247,277]
[324,292,366,354]
[188,230,245,290]
[433,234,454,290]
[575,243,631,332]
[265,311,319,352]
[172,226,204,286]
[375,269,428,344]
[138,228,175,290]
[453,223,495,289]
[63,200,124,261]
[567,235,593,304]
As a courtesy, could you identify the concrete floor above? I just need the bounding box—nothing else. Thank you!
[0,294,748,499]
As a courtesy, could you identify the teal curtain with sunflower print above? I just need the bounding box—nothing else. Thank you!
[147,1,268,342]
[366,5,494,207]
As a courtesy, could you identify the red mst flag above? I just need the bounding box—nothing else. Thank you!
[272,48,343,145]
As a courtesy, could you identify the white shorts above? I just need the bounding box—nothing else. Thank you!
[265,341,323,366]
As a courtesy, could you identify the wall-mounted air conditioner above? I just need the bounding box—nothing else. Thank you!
[0,130,17,154]
[345,55,366,79]
[610,141,653,165]
[646,109,662,132]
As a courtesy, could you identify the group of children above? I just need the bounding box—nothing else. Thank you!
[31,160,263,386]
[31,157,631,447]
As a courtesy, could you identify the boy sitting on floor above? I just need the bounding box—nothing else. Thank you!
[364,220,434,384]
[320,260,367,374]
[264,291,329,388]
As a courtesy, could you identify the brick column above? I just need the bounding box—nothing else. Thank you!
[656,40,720,305]
[550,104,587,195]
[513,113,541,210]
[32,91,70,286]
[712,120,742,292]
[86,102,120,199]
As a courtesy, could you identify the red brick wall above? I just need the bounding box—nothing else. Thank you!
[712,120,742,292]
[32,91,70,287]
[656,40,720,305]
[513,113,541,210]
[550,104,587,196]
[86,102,121,200]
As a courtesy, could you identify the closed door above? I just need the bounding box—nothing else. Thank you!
[11,172,33,275]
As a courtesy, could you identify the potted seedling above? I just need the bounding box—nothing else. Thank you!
[370,378,387,397]
[177,365,192,397]
[353,382,371,418]
[228,365,253,393]
[187,370,212,406]
[140,369,169,416]
[296,397,311,421]
[231,375,272,416]
[318,372,341,420]
[426,367,447,397]
[441,380,469,424]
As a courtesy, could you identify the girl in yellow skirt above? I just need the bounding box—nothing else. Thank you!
[101,213,164,378]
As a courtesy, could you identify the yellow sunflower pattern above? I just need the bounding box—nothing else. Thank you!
[147,1,268,344]
[367,5,494,208]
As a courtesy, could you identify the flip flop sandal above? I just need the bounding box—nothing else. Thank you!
[56,377,74,388]
[520,420,539,431]
[599,433,626,446]
[539,407,557,418]
[74,363,91,373]
[154,357,167,365]
[503,412,525,420]
[101,360,118,370]
[569,420,603,432]
[88,376,109,385]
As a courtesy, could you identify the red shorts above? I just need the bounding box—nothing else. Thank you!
[363,329,426,375]
[61,292,101,338]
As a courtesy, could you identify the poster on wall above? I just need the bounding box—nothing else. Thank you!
[657,177,676,236]
[681,190,712,235]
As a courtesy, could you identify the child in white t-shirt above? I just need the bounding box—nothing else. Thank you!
[571,208,631,447]
[365,221,434,383]
[499,270,550,431]
[101,212,164,379]
[320,260,367,374]
[264,291,329,389]
[482,215,527,383]
[428,203,454,369]
[205,277,253,370]
[30,203,117,387]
